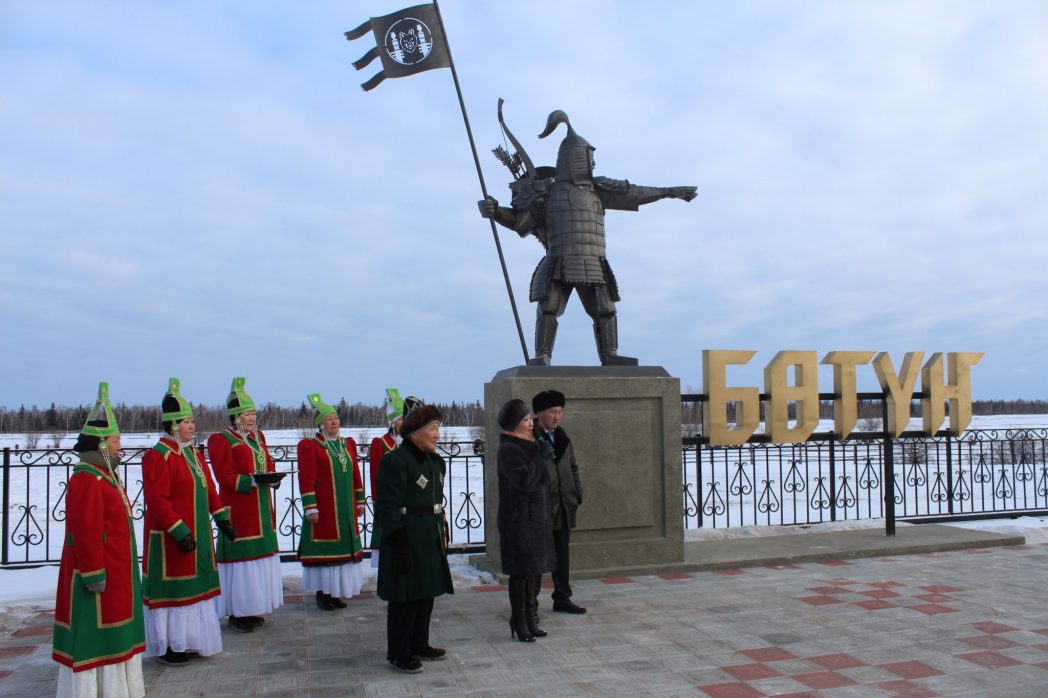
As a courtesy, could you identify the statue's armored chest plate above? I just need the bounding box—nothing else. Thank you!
[545,182,606,257]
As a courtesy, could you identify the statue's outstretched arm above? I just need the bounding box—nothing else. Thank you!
[598,178,697,211]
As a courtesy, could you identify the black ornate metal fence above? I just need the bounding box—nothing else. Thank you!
[3,416,1047,568]
[681,391,1048,534]
[1,440,486,567]
[681,429,1048,529]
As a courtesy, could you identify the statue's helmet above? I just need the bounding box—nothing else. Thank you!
[538,110,594,183]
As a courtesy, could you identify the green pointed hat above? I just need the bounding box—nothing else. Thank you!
[226,376,255,416]
[161,377,194,422]
[308,392,336,426]
[385,388,404,422]
[82,381,120,437]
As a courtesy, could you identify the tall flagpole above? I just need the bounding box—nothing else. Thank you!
[430,0,530,365]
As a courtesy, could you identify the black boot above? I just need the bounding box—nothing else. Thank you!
[524,576,547,638]
[508,577,535,642]
[316,591,336,611]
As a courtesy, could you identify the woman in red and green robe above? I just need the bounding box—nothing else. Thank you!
[298,393,365,610]
[53,384,145,698]
[141,379,236,664]
[206,377,283,634]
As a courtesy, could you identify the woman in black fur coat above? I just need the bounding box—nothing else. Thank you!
[496,399,557,642]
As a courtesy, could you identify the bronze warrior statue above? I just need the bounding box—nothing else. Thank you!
[480,106,697,366]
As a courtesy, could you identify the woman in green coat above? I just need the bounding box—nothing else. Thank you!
[376,400,453,674]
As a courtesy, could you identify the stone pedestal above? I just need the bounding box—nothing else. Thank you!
[481,366,683,578]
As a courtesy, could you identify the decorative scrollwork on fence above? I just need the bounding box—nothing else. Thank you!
[929,470,948,504]
[995,466,1014,499]
[1004,428,1048,441]
[757,479,780,514]
[128,480,146,521]
[973,453,993,484]
[437,441,463,458]
[16,448,78,467]
[836,474,856,509]
[1016,460,1035,483]
[783,460,806,494]
[278,495,303,539]
[11,504,44,547]
[454,490,483,539]
[682,482,698,519]
[361,496,375,538]
[52,480,68,522]
[702,481,726,517]
[1038,465,1048,498]
[729,461,753,496]
[892,473,904,505]
[857,457,880,490]
[953,470,971,503]
[905,462,927,487]
[809,476,831,511]
[269,445,294,462]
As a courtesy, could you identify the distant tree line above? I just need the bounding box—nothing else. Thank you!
[0,399,484,435]
[2,398,1046,437]
[681,398,1048,427]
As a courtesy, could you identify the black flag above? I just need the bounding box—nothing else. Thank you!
[345,3,451,91]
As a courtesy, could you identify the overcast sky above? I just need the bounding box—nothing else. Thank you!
[3,1,1047,410]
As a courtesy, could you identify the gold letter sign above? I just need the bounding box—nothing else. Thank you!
[702,349,981,444]
[703,350,759,446]
[922,352,984,435]
[764,351,820,443]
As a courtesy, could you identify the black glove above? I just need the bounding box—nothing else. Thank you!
[388,528,414,575]
[178,534,197,553]
[217,519,237,542]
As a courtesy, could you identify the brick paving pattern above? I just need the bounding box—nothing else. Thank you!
[1,538,1046,696]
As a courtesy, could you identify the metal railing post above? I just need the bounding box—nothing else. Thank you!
[945,432,955,515]
[882,401,896,536]
[2,448,10,566]
[697,440,704,528]
[828,441,837,522]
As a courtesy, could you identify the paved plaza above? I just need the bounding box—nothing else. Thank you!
[2,525,1047,697]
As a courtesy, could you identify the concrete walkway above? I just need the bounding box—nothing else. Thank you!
[2,524,1046,697]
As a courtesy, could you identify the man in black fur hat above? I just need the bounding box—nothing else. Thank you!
[530,389,586,616]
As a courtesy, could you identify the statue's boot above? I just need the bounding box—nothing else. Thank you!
[595,316,638,366]
[527,315,558,366]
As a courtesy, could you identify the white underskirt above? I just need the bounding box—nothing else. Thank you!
[301,561,364,599]
[56,653,144,698]
[370,550,379,569]
[215,555,283,617]
[143,597,223,657]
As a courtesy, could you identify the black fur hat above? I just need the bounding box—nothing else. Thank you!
[497,399,531,431]
[532,389,566,413]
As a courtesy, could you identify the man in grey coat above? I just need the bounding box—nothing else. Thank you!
[530,390,586,615]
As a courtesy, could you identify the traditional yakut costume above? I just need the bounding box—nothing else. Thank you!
[53,382,145,698]
[297,392,365,610]
[368,387,405,564]
[141,378,236,664]
[206,377,283,633]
